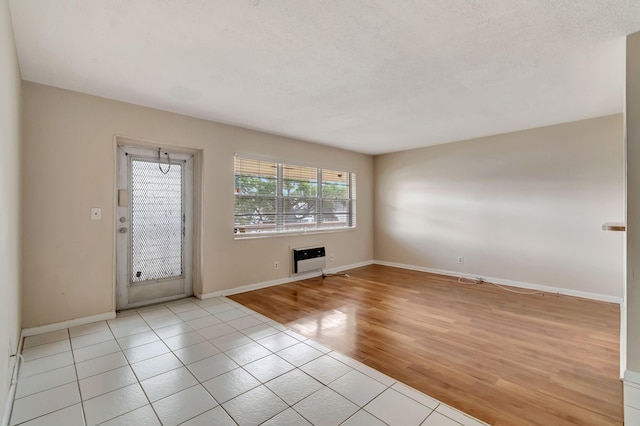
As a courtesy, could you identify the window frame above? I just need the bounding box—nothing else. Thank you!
[234,156,356,238]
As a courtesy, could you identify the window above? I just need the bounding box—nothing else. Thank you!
[234,157,356,235]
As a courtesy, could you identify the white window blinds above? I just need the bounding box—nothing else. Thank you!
[234,157,356,234]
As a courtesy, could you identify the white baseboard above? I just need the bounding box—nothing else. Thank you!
[625,370,640,384]
[22,311,116,337]
[1,331,23,426]
[624,370,640,425]
[374,260,623,304]
[198,260,374,299]
[621,301,627,379]
[324,260,374,274]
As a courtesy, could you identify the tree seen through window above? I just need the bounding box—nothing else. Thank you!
[234,158,355,233]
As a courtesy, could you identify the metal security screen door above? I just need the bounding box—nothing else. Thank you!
[116,146,194,310]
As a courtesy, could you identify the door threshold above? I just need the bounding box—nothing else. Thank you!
[116,295,197,314]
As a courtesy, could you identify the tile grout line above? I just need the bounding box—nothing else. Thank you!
[67,327,90,426]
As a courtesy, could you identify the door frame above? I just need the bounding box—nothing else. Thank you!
[113,135,202,311]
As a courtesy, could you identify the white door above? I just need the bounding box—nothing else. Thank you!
[116,145,193,310]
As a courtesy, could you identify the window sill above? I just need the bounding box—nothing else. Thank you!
[234,227,356,240]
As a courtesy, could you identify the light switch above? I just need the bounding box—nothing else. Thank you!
[91,208,102,221]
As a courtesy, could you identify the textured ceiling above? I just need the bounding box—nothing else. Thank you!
[8,1,640,155]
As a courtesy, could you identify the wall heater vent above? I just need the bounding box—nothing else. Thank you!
[293,246,326,274]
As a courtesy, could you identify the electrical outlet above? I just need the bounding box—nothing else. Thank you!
[457,256,464,264]
[330,253,334,261]
[274,261,279,270]
[91,207,102,221]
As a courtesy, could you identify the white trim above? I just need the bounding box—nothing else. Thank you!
[234,227,356,240]
[22,311,116,337]
[116,145,195,310]
[374,260,623,304]
[1,332,23,426]
[621,302,627,378]
[114,134,201,156]
[198,260,374,299]
[625,369,640,385]
[625,369,640,425]
[233,155,357,238]
[323,260,374,274]
[112,135,204,311]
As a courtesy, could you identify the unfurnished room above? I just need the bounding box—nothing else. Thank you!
[2,1,640,425]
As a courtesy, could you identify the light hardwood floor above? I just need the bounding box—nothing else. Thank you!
[229,264,622,426]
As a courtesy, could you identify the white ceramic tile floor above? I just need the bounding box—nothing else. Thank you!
[210,331,253,351]
[215,309,249,322]
[14,364,77,399]
[299,354,353,385]
[257,332,299,352]
[73,340,121,363]
[110,322,152,339]
[242,323,280,340]
[10,382,80,425]
[328,369,387,407]
[196,322,235,340]
[243,354,295,383]
[154,323,193,339]
[101,404,161,426]
[116,330,159,350]
[187,352,239,382]
[176,308,210,322]
[167,302,200,314]
[19,404,85,426]
[185,315,223,331]
[140,367,199,402]
[227,315,263,331]
[22,329,69,349]
[18,351,74,378]
[69,322,110,338]
[265,369,323,405]
[276,342,324,366]
[181,406,236,426]
[8,296,488,426]
[262,408,311,426]
[71,329,115,349]
[174,341,220,365]
[342,409,388,426]
[130,352,183,381]
[152,385,217,426]
[225,341,272,365]
[123,340,170,364]
[202,368,261,404]
[364,388,433,426]
[162,330,206,351]
[423,411,467,426]
[78,366,138,401]
[293,386,359,426]
[21,339,71,362]
[83,383,148,425]
[222,385,288,426]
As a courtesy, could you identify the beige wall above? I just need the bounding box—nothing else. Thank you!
[0,0,21,419]
[627,31,640,372]
[21,82,374,328]
[375,115,624,299]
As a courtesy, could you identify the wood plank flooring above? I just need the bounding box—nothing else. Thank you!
[229,264,622,426]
